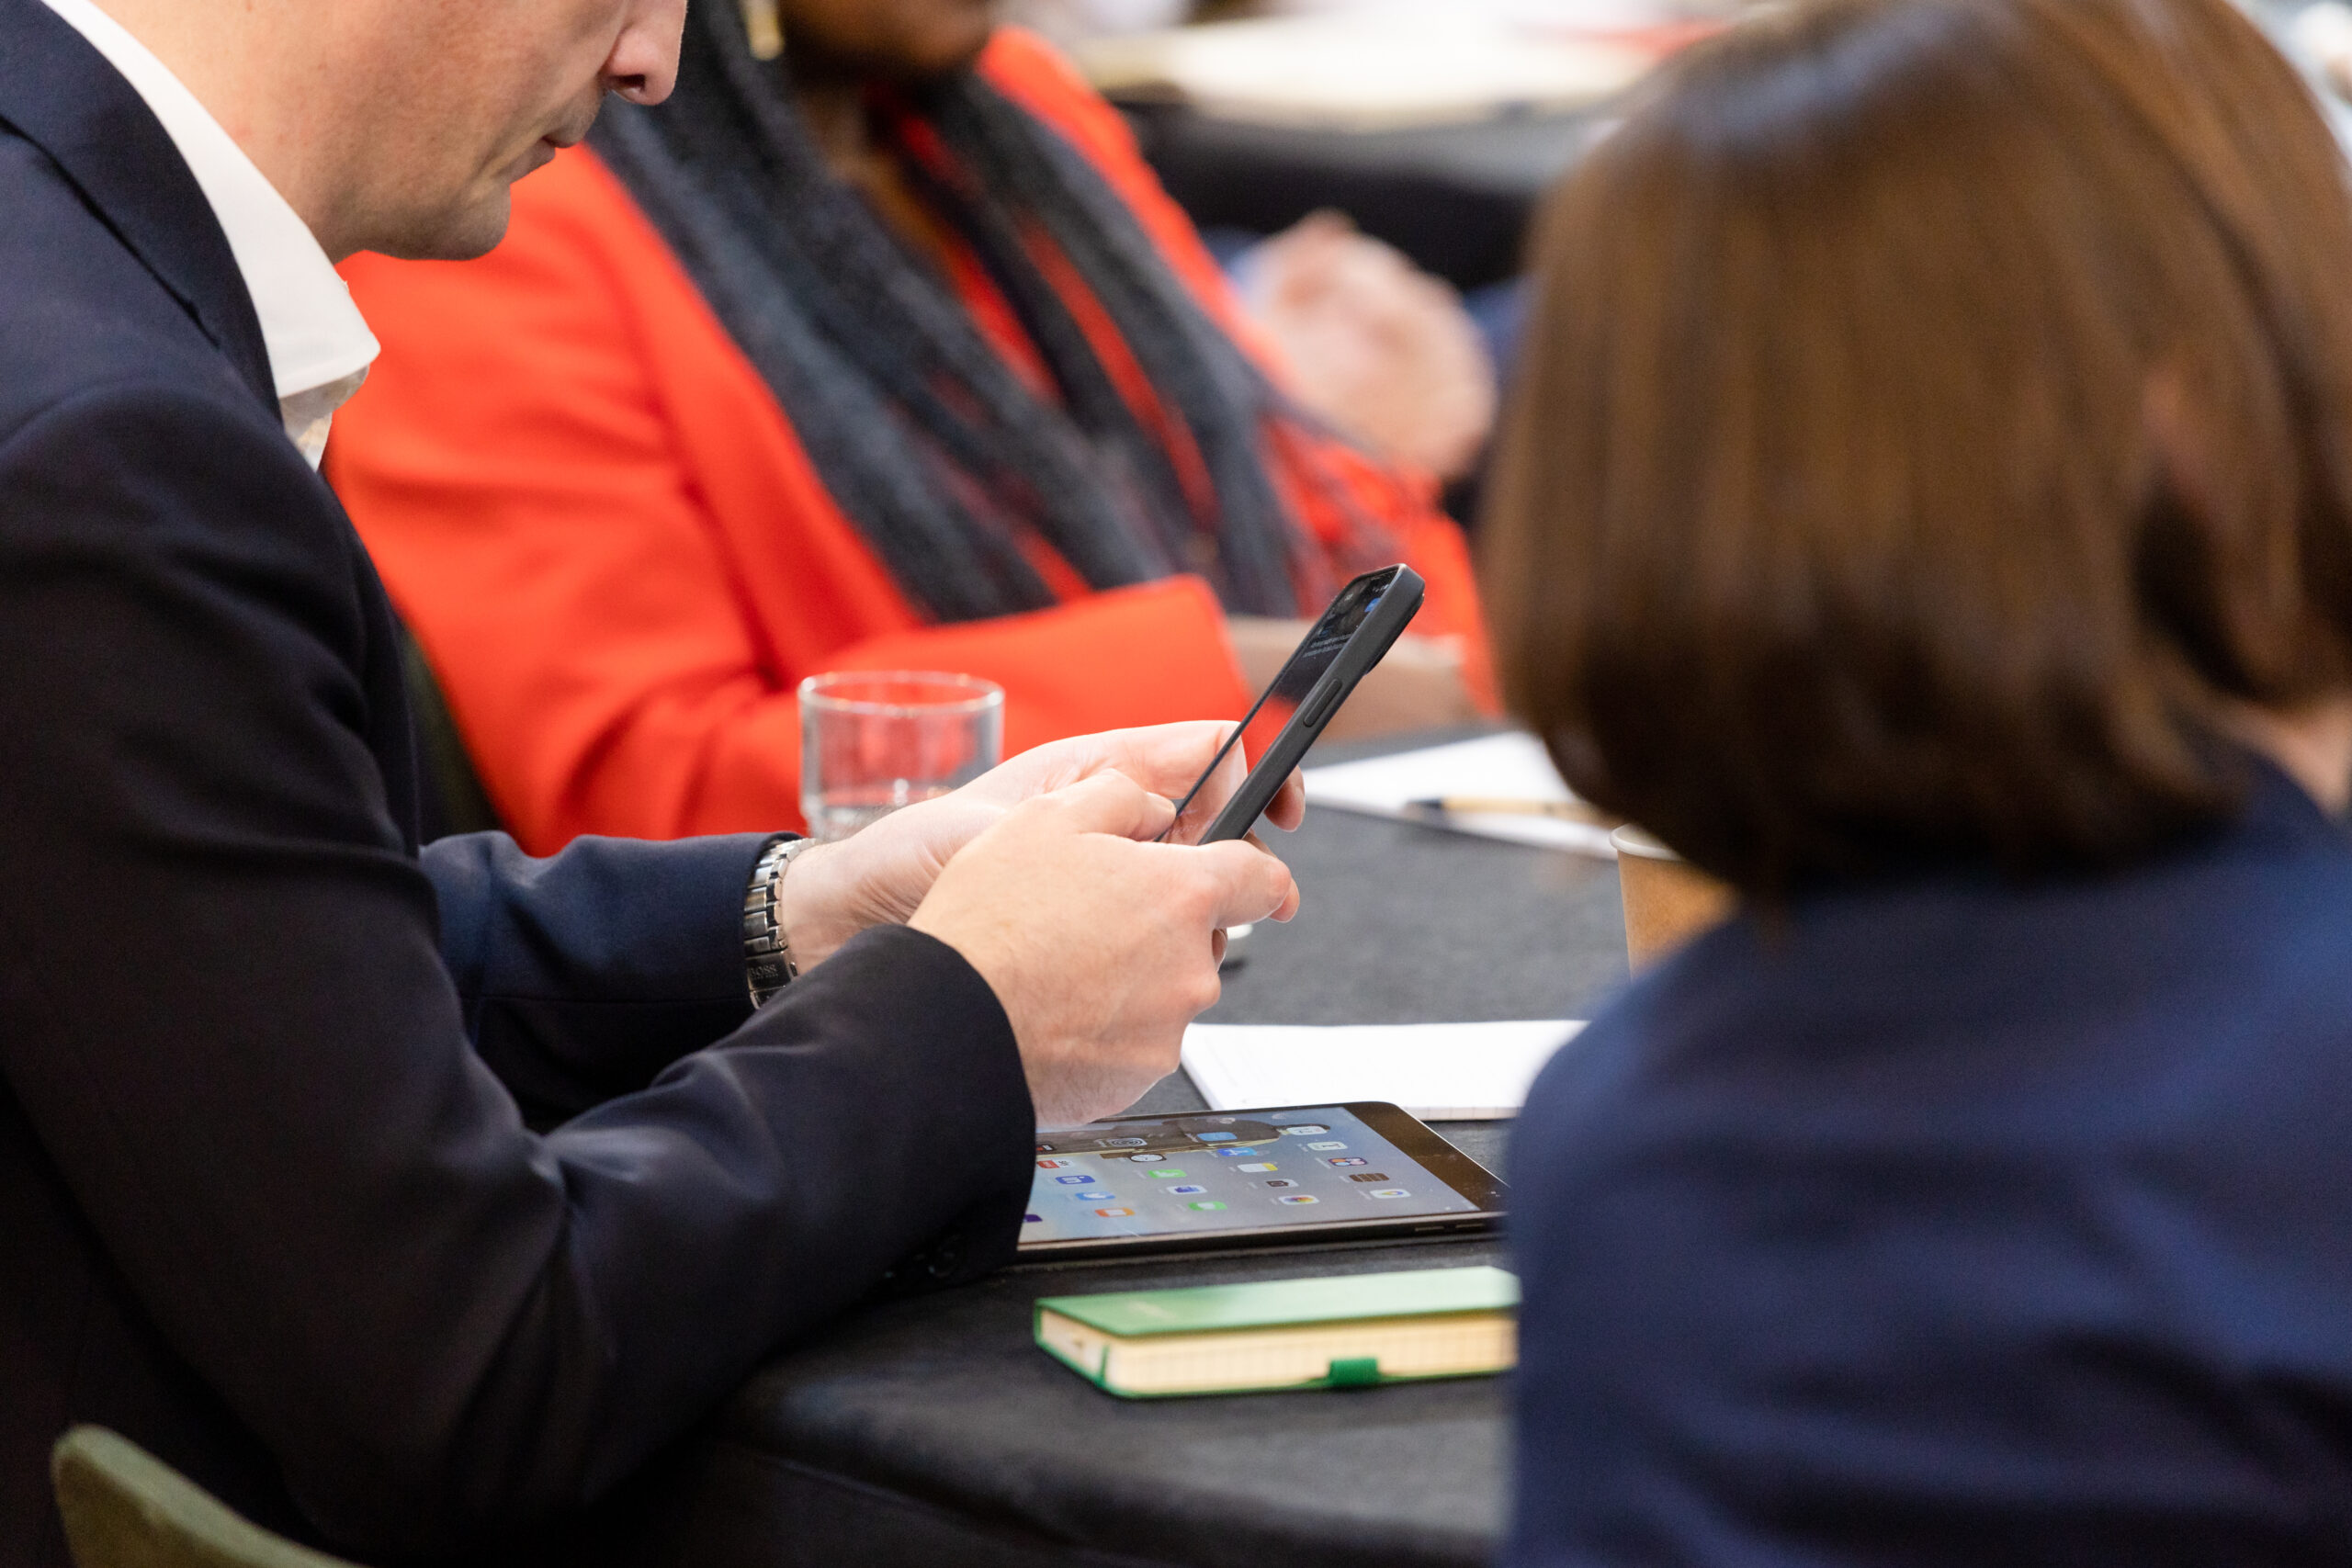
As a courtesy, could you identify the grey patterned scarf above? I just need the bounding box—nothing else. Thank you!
[590,6,1384,621]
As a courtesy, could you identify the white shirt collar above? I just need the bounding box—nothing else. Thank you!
[38,0,379,467]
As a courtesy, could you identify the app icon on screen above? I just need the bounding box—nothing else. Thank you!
[1236,1162,1277,1173]
[1187,1201,1228,1212]
[1036,1158,1076,1169]
[1326,1156,1368,1168]
[1275,1193,1320,1205]
[1129,1153,1164,1162]
[1197,1132,1238,1143]
[1024,1213,1042,1224]
[1305,1141,1347,1152]
[1212,1147,1261,1158]
[1148,1168,1186,1179]
[1104,1137,1147,1147]
[1035,1143,1055,1155]
[1282,1125,1329,1136]
[1349,1172,1392,1183]
[1170,1184,1206,1195]
[1052,1174,1092,1185]
[1074,1190,1114,1201]
[1093,1207,1135,1218]
[1368,1189,1411,1200]
[1264,1179,1298,1190]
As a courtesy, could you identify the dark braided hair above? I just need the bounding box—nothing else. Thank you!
[590,5,1391,622]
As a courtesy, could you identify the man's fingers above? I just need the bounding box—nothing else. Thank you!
[1193,839,1299,931]
[1239,830,1303,921]
[1263,769,1306,832]
[1003,721,1301,840]
[1024,768,1175,843]
[1039,720,1233,803]
[1116,720,1240,800]
[1166,725,1252,835]
[1182,760,1302,842]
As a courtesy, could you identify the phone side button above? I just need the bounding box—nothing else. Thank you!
[1298,676,1343,730]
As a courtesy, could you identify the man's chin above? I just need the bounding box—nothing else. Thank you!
[371,190,514,264]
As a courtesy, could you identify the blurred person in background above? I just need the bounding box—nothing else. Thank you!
[331,0,1495,851]
[1487,0,2352,1557]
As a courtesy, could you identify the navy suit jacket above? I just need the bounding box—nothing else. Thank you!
[0,6,1033,1564]
[1508,763,2352,1564]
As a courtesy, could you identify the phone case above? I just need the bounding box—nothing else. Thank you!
[1202,565,1427,843]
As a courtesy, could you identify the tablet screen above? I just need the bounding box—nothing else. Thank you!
[1022,1104,1490,1249]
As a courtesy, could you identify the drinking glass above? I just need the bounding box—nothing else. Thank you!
[798,671,1004,841]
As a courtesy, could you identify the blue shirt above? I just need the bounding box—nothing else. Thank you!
[1509,764,2352,1564]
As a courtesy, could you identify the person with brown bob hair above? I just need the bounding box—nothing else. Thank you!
[1494,0,2352,1557]
[1488,0,2352,896]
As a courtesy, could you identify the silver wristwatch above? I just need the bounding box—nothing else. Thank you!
[742,834,816,1007]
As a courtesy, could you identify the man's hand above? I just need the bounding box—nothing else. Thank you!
[906,771,1299,1124]
[776,720,1306,969]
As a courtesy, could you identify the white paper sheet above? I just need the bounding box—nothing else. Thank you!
[1181,1020,1587,1121]
[1302,732,1617,857]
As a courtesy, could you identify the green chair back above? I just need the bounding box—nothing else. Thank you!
[50,1427,365,1568]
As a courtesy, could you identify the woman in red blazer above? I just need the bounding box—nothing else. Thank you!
[331,0,1495,851]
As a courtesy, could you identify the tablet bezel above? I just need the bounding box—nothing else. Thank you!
[1014,1101,1506,1261]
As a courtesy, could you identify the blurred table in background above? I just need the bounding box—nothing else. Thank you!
[1123,102,1601,290]
[1072,0,2352,288]
[1079,6,1713,288]
[569,730,1630,1568]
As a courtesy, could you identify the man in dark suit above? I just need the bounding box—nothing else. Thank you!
[0,0,1300,1562]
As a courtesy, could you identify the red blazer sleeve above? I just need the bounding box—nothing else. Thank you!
[332,154,1251,852]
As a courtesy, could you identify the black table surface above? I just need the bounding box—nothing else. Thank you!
[575,734,1632,1568]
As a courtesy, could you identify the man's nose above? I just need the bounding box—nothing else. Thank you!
[602,0,687,107]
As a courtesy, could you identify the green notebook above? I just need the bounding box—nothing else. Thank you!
[1035,1265,1518,1398]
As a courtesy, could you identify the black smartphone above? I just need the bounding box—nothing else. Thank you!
[1170,565,1425,843]
[1016,1101,1505,1260]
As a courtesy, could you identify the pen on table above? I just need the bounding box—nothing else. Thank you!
[1408,796,1620,826]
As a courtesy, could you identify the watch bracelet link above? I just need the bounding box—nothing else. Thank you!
[742,834,816,1008]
